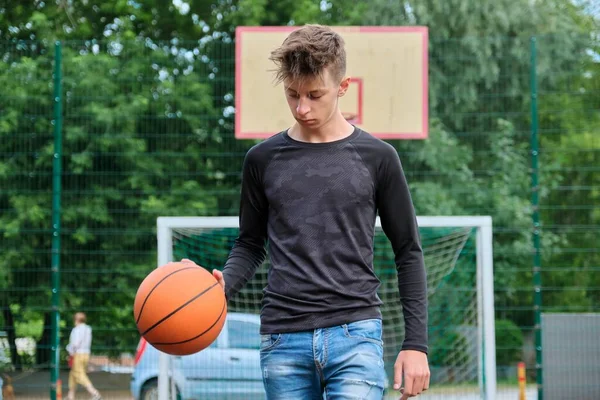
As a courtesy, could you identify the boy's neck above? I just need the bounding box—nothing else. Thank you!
[290,112,354,144]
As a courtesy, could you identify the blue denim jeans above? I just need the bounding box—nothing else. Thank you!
[260,318,386,400]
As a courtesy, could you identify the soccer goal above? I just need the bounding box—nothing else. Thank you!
[155,216,497,400]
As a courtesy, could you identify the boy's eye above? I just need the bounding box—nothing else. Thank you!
[287,92,322,99]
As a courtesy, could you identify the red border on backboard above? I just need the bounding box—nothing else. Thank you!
[342,77,363,125]
[235,26,428,140]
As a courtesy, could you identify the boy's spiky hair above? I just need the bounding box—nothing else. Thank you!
[269,24,347,85]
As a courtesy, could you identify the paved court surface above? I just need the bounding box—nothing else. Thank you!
[6,371,537,400]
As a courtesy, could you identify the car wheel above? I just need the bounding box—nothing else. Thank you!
[141,379,181,400]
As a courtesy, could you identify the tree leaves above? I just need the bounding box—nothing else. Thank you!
[1,0,598,365]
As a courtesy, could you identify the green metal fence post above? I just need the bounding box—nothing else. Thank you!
[50,40,63,400]
[530,35,543,400]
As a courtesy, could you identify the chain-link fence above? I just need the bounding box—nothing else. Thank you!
[1,31,598,400]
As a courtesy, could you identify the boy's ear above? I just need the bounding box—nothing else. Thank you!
[338,76,351,97]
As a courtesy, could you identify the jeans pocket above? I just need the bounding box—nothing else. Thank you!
[342,319,384,346]
[260,333,282,352]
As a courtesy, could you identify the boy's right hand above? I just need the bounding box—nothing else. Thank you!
[212,269,225,290]
[180,258,225,291]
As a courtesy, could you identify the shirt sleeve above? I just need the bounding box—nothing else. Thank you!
[376,145,428,354]
[66,328,75,354]
[222,147,269,300]
[67,326,83,354]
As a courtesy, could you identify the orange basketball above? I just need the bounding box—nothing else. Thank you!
[133,261,227,355]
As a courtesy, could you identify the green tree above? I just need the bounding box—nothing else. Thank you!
[495,319,524,366]
[357,0,596,328]
[538,34,600,311]
[1,0,598,372]
[0,46,55,368]
[0,0,217,41]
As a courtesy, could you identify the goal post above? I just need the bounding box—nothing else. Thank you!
[156,215,497,400]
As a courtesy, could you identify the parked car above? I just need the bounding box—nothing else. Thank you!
[131,312,265,400]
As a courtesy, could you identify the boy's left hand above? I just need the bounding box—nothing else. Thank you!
[393,350,430,399]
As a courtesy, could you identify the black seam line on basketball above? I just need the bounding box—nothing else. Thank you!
[136,266,197,325]
[150,299,226,346]
[141,281,220,337]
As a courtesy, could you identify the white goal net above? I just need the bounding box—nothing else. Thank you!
[156,216,497,400]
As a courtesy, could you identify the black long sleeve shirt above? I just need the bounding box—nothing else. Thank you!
[222,127,428,354]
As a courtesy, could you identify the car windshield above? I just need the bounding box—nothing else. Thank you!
[228,319,260,350]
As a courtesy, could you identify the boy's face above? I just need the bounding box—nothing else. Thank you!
[283,66,350,131]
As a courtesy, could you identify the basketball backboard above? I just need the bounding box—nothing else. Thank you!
[235,26,428,140]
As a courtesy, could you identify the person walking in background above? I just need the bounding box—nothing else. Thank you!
[66,312,102,400]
